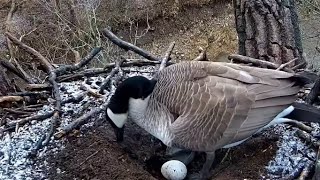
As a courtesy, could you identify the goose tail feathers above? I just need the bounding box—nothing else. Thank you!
[284,102,320,123]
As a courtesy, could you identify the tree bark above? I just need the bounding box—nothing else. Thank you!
[234,0,306,68]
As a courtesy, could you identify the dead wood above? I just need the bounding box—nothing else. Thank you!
[192,47,208,61]
[6,32,62,155]
[25,83,52,91]
[0,96,24,104]
[296,129,320,148]
[5,32,54,72]
[54,102,108,139]
[8,91,49,98]
[5,92,85,131]
[3,108,32,115]
[159,42,175,72]
[102,28,161,62]
[54,47,102,76]
[99,58,125,94]
[0,59,33,83]
[305,75,320,105]
[228,54,294,72]
[234,0,306,67]
[57,59,167,82]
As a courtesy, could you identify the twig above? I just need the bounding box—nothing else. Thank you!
[8,91,49,97]
[276,58,297,71]
[75,150,100,168]
[228,54,294,73]
[296,129,320,148]
[25,84,52,91]
[0,59,33,83]
[54,102,108,139]
[102,28,161,62]
[4,92,85,131]
[159,42,175,72]
[305,75,320,105]
[3,108,32,115]
[5,32,54,72]
[54,47,102,76]
[99,58,125,94]
[192,47,208,61]
[6,32,61,155]
[5,0,17,60]
[57,59,167,82]
[298,162,313,180]
[313,147,320,180]
[0,96,24,104]
[5,112,55,131]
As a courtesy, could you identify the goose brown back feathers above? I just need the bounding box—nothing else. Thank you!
[151,61,299,151]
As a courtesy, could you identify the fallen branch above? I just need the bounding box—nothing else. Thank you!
[102,28,161,62]
[296,129,320,148]
[57,59,167,82]
[55,47,102,76]
[305,75,320,105]
[5,92,85,131]
[99,58,125,94]
[228,54,294,73]
[0,59,33,83]
[54,102,108,139]
[159,42,175,72]
[6,32,61,155]
[5,32,54,72]
[5,112,55,132]
[276,58,297,71]
[0,96,24,103]
[3,108,32,115]
[313,147,320,180]
[25,83,52,91]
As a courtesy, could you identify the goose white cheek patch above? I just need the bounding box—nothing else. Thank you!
[107,108,128,128]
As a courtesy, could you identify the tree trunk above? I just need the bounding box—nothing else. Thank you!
[234,0,306,68]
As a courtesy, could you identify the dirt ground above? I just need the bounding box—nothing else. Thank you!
[46,118,278,180]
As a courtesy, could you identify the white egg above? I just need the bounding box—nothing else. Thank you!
[161,160,187,180]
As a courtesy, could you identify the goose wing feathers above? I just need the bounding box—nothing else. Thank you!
[155,61,299,151]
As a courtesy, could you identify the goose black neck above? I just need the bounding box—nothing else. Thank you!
[108,88,130,114]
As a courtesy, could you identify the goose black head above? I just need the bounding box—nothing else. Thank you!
[106,76,157,142]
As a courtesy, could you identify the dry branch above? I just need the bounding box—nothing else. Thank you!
[25,84,52,91]
[102,28,161,62]
[57,59,168,82]
[0,96,24,104]
[5,32,54,72]
[159,42,175,72]
[306,75,320,105]
[313,147,320,180]
[6,32,61,155]
[3,108,32,115]
[54,103,108,139]
[99,58,125,94]
[55,47,102,76]
[0,59,33,83]
[228,54,294,73]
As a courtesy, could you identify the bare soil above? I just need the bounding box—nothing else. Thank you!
[46,120,278,180]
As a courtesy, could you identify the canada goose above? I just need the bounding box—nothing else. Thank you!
[105,61,316,179]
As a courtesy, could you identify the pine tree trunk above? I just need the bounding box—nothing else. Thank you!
[234,0,306,68]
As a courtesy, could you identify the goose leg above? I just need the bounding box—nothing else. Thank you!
[188,152,215,180]
[166,147,195,165]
